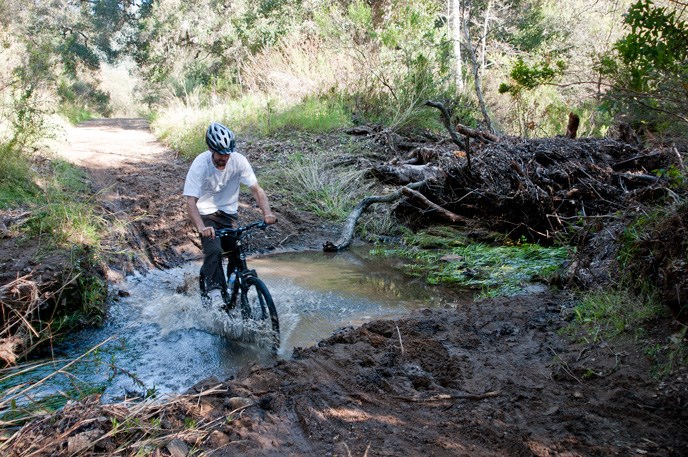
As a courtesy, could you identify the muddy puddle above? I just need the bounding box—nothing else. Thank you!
[5,247,468,404]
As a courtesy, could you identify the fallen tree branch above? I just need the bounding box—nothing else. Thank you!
[323,180,426,252]
[454,123,499,143]
[400,187,468,224]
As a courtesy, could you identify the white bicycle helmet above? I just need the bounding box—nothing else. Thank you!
[205,122,236,154]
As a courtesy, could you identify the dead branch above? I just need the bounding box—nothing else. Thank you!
[454,123,499,143]
[400,187,468,224]
[323,181,426,252]
[373,163,446,185]
[424,101,472,171]
[394,390,501,402]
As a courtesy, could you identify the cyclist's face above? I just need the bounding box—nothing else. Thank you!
[212,151,230,168]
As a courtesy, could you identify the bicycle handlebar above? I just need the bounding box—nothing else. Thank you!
[214,220,269,238]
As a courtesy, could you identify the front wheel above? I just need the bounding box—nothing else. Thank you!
[240,276,280,346]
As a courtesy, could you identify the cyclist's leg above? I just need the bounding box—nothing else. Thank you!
[218,212,239,275]
[199,211,235,295]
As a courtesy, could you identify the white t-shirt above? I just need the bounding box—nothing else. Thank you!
[183,150,258,215]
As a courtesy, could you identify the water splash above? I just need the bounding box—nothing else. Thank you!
[8,248,464,403]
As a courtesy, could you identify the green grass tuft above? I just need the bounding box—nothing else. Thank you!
[372,227,571,296]
[274,152,369,220]
[0,142,37,208]
[568,290,666,342]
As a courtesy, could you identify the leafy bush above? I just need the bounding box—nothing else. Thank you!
[598,0,688,135]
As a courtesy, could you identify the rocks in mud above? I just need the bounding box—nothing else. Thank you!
[226,396,254,411]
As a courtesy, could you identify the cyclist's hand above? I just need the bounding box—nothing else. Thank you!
[199,226,215,238]
[264,213,277,225]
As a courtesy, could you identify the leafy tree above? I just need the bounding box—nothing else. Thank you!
[599,0,688,133]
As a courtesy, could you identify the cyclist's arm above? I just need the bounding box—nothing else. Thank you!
[249,183,277,224]
[185,195,215,238]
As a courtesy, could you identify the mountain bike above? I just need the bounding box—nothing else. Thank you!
[199,220,280,346]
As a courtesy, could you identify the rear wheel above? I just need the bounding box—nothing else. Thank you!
[240,276,280,347]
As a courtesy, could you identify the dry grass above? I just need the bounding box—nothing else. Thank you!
[0,276,45,367]
[1,383,249,457]
[242,35,357,105]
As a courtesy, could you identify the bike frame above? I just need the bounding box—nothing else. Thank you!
[202,220,280,348]
[215,221,267,310]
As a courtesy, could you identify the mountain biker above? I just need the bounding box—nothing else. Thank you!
[183,122,277,306]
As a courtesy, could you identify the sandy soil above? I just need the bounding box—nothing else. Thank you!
[4,119,687,456]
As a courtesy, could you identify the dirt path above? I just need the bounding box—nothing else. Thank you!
[55,119,320,278]
[6,119,687,456]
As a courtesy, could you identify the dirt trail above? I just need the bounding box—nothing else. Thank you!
[55,119,316,277]
[6,119,687,456]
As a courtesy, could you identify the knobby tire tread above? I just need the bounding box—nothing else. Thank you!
[243,276,280,339]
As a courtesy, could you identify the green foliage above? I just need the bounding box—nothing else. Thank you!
[499,57,566,94]
[57,79,111,123]
[372,226,570,297]
[562,288,686,378]
[0,142,36,208]
[507,1,566,52]
[25,199,101,249]
[615,0,687,90]
[653,164,687,189]
[342,0,456,130]
[598,0,688,132]
[235,0,306,53]
[262,96,351,134]
[0,382,105,427]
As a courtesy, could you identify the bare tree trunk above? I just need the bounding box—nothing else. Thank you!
[462,9,494,134]
[449,0,464,91]
[480,0,492,73]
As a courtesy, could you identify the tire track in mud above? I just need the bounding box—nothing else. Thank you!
[158,296,684,457]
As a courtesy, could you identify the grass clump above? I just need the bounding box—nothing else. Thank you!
[0,142,37,208]
[564,289,686,377]
[274,152,370,220]
[371,226,570,297]
[568,290,666,342]
[261,96,351,134]
[0,155,108,365]
[24,159,106,248]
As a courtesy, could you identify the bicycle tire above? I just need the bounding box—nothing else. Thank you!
[240,276,280,343]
